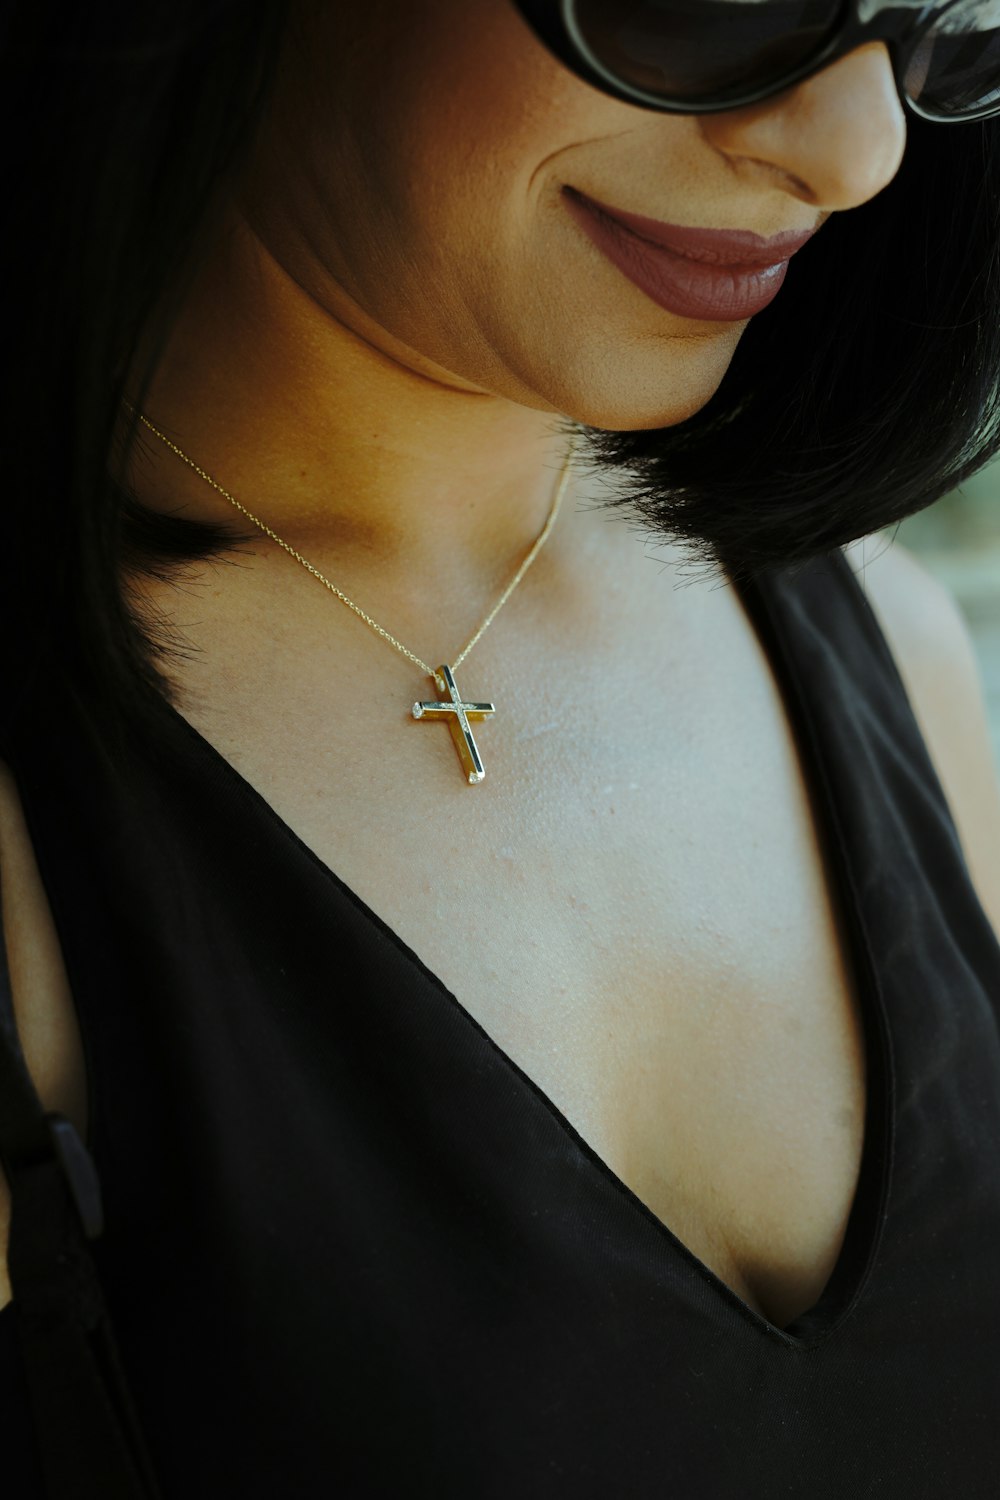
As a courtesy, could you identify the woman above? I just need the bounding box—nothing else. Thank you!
[2,0,1000,1493]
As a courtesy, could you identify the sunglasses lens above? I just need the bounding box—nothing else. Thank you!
[903,2,1000,118]
[569,0,842,103]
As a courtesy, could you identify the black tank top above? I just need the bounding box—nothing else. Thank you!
[2,551,1000,1497]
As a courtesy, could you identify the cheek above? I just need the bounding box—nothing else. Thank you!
[335,4,590,267]
[287,0,748,429]
[298,0,597,306]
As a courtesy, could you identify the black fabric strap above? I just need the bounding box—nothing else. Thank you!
[0,864,162,1497]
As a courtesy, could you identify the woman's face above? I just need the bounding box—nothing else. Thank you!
[248,0,908,430]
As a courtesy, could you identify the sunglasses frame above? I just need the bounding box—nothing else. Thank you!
[512,0,1000,121]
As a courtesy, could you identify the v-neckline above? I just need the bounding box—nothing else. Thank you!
[132,556,895,1350]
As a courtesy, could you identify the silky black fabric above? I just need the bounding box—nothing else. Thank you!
[2,551,999,1497]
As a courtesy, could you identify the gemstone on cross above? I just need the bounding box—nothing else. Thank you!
[412,663,496,784]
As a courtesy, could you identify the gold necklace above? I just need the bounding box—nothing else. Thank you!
[130,407,578,785]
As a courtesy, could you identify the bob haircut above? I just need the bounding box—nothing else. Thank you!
[3,0,1000,745]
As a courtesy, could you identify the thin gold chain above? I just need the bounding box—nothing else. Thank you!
[129,407,578,678]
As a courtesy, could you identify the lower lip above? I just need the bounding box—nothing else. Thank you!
[563,189,790,323]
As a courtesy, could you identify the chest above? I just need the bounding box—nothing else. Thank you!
[150,549,868,1333]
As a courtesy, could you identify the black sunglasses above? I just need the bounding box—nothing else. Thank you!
[511,0,1000,121]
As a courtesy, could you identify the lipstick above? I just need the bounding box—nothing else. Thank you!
[563,187,816,323]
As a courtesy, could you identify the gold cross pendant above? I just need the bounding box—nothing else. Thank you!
[412,664,496,784]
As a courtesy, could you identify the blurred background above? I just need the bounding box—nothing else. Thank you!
[883,459,1000,768]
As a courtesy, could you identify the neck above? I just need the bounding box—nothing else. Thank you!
[127,210,578,597]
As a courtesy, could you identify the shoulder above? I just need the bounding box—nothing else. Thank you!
[0,757,88,1147]
[843,538,1000,934]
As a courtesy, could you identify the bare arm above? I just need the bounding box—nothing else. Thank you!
[846,538,1000,939]
[0,760,88,1310]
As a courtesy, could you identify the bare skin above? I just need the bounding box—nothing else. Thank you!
[6,540,1000,1332]
[5,1,1000,1332]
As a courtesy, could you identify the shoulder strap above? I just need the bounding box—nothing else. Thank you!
[0,831,162,1497]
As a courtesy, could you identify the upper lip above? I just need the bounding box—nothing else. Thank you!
[565,188,820,268]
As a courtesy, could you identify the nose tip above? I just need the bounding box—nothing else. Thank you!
[800,41,908,207]
[702,40,908,212]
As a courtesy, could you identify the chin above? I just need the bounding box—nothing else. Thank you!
[576,392,721,432]
[525,325,743,432]
[552,373,731,433]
